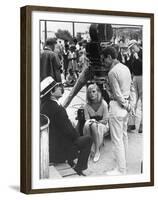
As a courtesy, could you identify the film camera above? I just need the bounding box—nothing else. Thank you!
[77,24,113,135]
[86,23,113,104]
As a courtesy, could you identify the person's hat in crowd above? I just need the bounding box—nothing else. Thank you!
[45,37,57,46]
[40,76,62,98]
[79,49,85,54]
[119,43,128,49]
[100,41,113,49]
[128,39,138,49]
[69,44,76,50]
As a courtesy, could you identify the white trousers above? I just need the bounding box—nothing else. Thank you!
[133,76,142,131]
[109,100,129,173]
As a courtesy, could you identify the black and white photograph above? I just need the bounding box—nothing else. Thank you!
[40,20,143,179]
[20,6,154,194]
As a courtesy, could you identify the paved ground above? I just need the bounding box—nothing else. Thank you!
[58,86,143,177]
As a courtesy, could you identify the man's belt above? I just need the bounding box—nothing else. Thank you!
[110,97,130,101]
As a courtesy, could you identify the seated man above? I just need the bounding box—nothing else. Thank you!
[40,76,92,176]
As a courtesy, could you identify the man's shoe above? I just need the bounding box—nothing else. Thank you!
[78,169,92,176]
[77,171,87,176]
[127,125,135,132]
[139,128,142,133]
[139,124,143,133]
[106,168,126,176]
[74,167,92,176]
[74,168,86,176]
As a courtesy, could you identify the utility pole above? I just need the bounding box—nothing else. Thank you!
[72,22,75,38]
[44,21,47,43]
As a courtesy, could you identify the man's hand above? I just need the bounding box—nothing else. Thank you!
[133,52,139,59]
[129,106,136,117]
[122,100,135,115]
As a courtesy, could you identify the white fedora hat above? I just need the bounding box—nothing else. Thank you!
[40,76,62,98]
[128,39,138,49]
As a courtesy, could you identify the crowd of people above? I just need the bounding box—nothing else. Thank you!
[40,37,88,86]
[40,35,142,176]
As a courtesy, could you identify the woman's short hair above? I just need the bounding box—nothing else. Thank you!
[86,83,102,104]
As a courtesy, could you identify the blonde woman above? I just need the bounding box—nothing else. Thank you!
[83,84,109,162]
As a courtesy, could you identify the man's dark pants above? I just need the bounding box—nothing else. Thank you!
[70,135,92,173]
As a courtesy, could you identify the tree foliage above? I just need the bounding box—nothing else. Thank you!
[55,29,73,42]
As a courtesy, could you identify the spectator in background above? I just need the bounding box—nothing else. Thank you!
[78,41,83,51]
[65,68,77,87]
[128,39,142,77]
[40,38,62,82]
[73,37,80,51]
[128,40,143,133]
[64,39,69,51]
[63,44,69,79]
[118,44,130,65]
[73,37,80,69]
[68,44,79,77]
[54,40,64,61]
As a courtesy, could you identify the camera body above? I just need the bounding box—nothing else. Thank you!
[85,23,113,103]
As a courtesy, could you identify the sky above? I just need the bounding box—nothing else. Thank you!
[40,20,142,43]
[40,21,91,38]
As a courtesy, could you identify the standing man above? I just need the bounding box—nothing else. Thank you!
[40,38,62,82]
[128,40,142,133]
[102,46,134,175]
[40,77,92,176]
[63,44,69,79]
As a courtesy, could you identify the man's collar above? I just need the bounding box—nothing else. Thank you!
[44,46,52,51]
[50,96,60,105]
[109,59,120,71]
